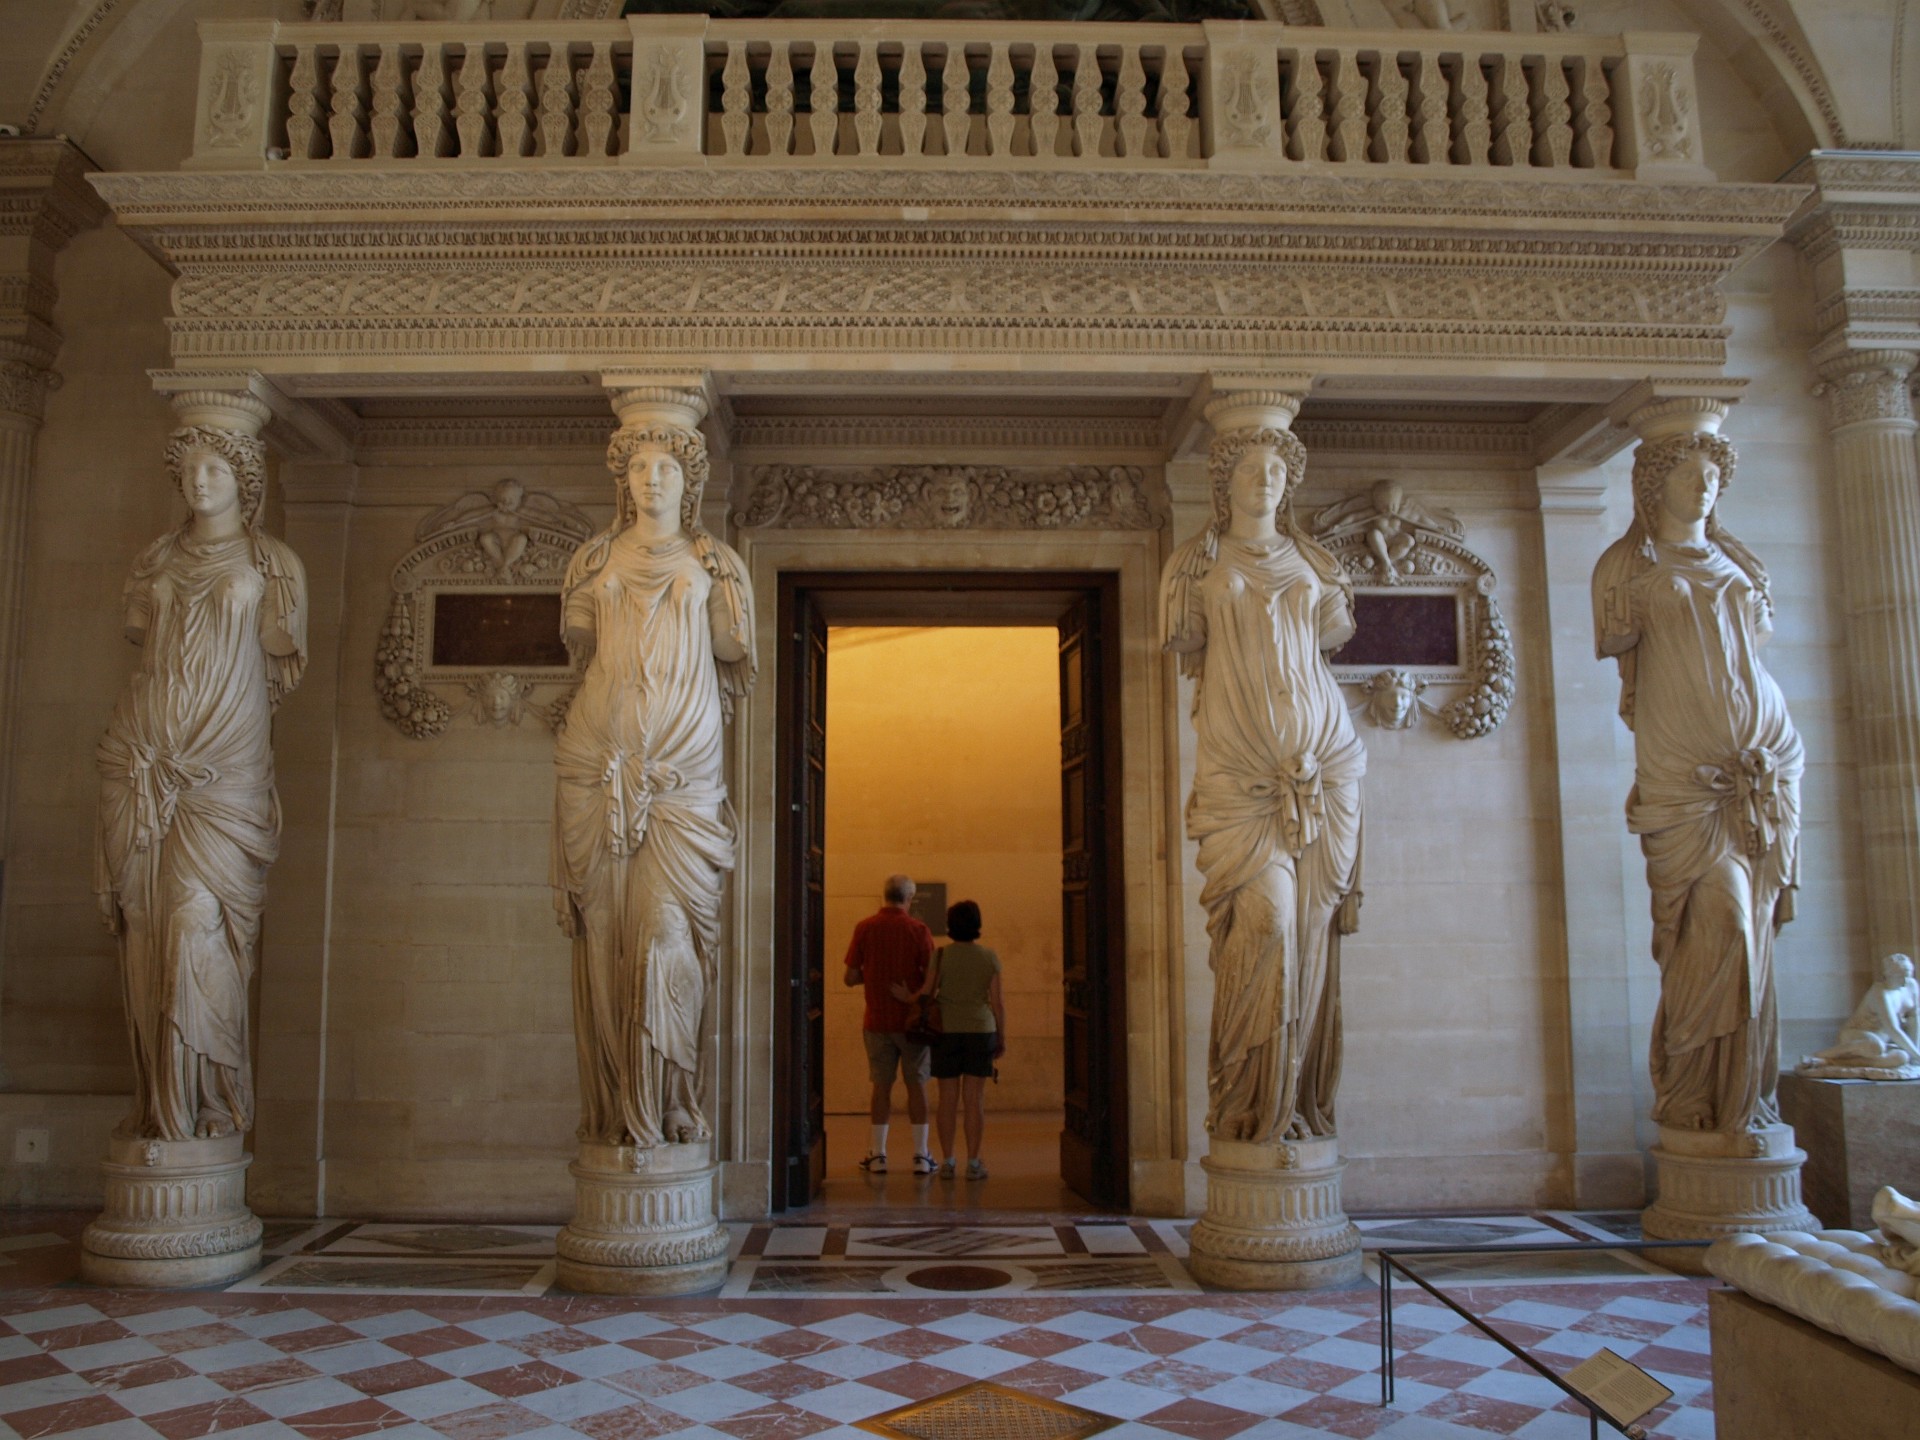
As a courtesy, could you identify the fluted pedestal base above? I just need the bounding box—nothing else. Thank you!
[79,1134,262,1289]
[1643,1124,1817,1274]
[1188,1136,1361,1291]
[556,1141,729,1296]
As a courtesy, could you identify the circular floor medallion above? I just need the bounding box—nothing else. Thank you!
[881,1259,1036,1295]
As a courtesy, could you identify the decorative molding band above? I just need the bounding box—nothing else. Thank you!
[1293,417,1535,457]
[729,414,1168,456]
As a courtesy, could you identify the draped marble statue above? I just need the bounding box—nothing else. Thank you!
[1162,426,1365,1144]
[1594,431,1801,1134]
[1798,953,1920,1078]
[552,423,754,1154]
[94,425,307,1141]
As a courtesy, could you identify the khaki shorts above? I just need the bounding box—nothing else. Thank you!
[864,1030,931,1086]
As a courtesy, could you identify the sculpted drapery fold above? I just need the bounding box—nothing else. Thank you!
[95,417,307,1143]
[1593,427,1800,1135]
[1163,418,1365,1146]
[552,412,755,1155]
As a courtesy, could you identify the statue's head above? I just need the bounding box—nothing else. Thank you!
[1362,669,1425,730]
[1885,953,1915,986]
[1209,426,1307,530]
[164,425,267,531]
[492,478,526,513]
[1371,478,1405,516]
[606,424,709,535]
[1630,432,1736,536]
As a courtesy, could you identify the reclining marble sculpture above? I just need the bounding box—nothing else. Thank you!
[1797,953,1920,1080]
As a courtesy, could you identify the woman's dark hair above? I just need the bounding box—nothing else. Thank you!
[947,900,982,943]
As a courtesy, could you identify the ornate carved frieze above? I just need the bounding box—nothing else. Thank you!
[735,464,1160,532]
[1309,482,1513,739]
[730,413,1168,456]
[376,480,593,739]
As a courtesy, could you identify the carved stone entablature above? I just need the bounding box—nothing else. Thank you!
[1309,482,1512,740]
[735,464,1161,532]
[376,479,593,739]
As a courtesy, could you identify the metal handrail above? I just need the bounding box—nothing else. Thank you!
[1376,1238,1711,1440]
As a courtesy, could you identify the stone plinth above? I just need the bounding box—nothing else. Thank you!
[1642,1123,1815,1272]
[1778,1073,1920,1230]
[1708,1290,1920,1439]
[79,1134,263,1289]
[556,1141,729,1296]
[1188,1136,1361,1290]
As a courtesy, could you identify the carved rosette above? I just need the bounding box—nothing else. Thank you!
[1815,351,1919,430]
[735,463,1160,532]
[80,1134,263,1288]
[1188,1137,1363,1290]
[557,1142,729,1295]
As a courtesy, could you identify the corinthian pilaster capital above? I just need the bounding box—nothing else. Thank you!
[1814,351,1918,430]
[0,359,61,426]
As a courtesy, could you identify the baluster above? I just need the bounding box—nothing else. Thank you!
[412,43,454,158]
[1451,53,1491,164]
[986,44,1016,156]
[367,44,408,157]
[854,42,883,156]
[1327,47,1366,161]
[1028,43,1060,158]
[576,40,617,156]
[327,45,369,160]
[766,42,795,157]
[1490,54,1530,164]
[719,43,750,156]
[941,43,970,157]
[898,42,928,157]
[453,40,492,159]
[286,45,326,159]
[1071,44,1102,158]
[808,40,839,156]
[1373,50,1409,162]
[1114,46,1147,158]
[495,41,534,157]
[1571,54,1614,168]
[1409,50,1448,164]
[537,44,574,156]
[1532,56,1573,167]
[1286,50,1327,162]
[1157,45,1191,160]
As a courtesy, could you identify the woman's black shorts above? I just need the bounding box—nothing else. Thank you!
[931,1032,996,1079]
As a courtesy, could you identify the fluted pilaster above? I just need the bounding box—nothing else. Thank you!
[1814,350,1920,959]
[0,361,58,830]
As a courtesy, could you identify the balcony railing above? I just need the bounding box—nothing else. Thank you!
[186,17,1710,180]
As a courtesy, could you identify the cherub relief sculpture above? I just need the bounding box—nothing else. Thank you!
[552,423,755,1155]
[1594,430,1801,1135]
[1310,479,1463,583]
[95,423,307,1142]
[417,478,588,581]
[1162,425,1364,1145]
[1797,954,1920,1080]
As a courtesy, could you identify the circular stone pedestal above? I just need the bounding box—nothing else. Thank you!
[79,1133,263,1289]
[1643,1123,1817,1274]
[556,1141,729,1296]
[1188,1135,1362,1290]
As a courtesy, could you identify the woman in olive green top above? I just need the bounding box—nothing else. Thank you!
[897,900,1005,1180]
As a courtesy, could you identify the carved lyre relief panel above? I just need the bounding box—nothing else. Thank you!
[1308,480,1513,739]
[376,479,594,738]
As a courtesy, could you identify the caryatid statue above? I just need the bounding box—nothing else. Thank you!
[95,400,307,1144]
[551,394,755,1156]
[83,389,303,1289]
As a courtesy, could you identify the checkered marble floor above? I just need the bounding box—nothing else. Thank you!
[0,1210,1717,1439]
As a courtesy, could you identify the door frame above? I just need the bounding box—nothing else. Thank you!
[771,571,1128,1210]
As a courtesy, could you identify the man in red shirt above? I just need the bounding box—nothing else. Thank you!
[843,873,935,1174]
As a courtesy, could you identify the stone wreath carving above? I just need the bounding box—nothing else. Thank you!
[1309,480,1513,740]
[735,463,1160,531]
[376,479,593,739]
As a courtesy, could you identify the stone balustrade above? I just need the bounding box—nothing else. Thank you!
[186,17,1708,180]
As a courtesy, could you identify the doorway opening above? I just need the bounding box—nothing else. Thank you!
[773,573,1128,1214]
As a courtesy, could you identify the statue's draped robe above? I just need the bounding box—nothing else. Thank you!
[1165,535,1365,1144]
[95,530,306,1140]
[1595,538,1801,1132]
[553,533,749,1149]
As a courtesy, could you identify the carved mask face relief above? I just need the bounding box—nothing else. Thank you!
[1660,452,1720,530]
[925,475,970,527]
[181,447,241,524]
[626,446,685,529]
[1228,444,1288,525]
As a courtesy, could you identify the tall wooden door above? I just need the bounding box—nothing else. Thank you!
[1058,590,1128,1207]
[773,586,828,1209]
